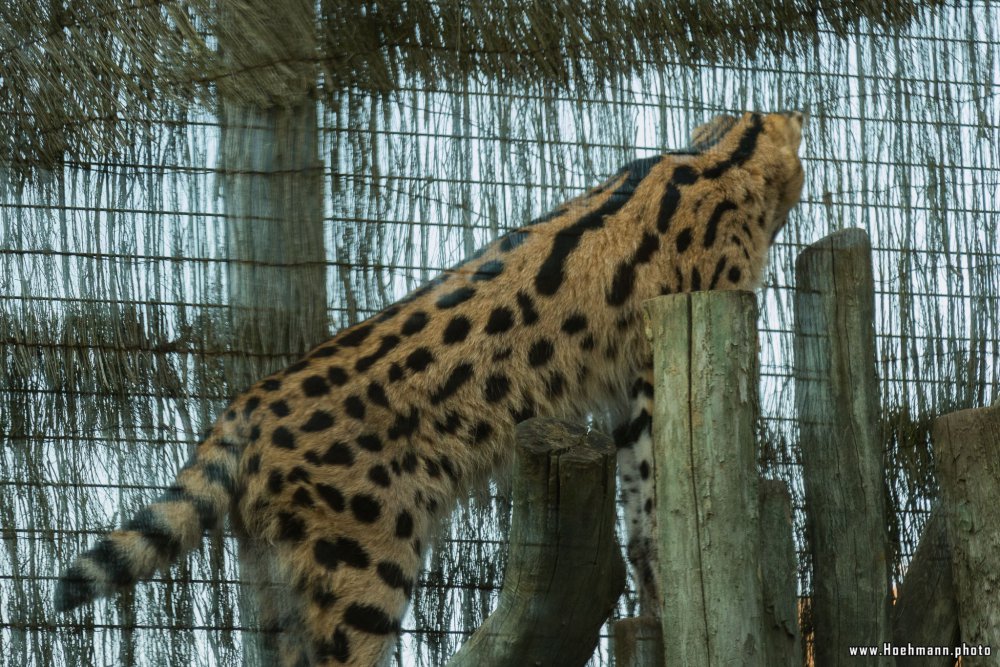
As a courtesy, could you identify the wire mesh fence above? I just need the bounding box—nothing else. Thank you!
[2,1,998,665]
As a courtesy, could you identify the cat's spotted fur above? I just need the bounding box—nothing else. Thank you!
[56,111,805,665]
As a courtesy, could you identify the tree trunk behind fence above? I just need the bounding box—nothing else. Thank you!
[932,401,1000,665]
[219,3,327,662]
[644,290,765,666]
[794,228,892,665]
[447,418,625,667]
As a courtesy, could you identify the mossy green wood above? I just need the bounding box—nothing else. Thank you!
[932,401,1000,665]
[448,418,626,667]
[644,291,764,666]
[794,228,892,665]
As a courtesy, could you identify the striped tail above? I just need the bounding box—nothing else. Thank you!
[55,430,240,612]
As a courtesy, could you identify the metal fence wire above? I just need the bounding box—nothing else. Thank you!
[1,2,998,665]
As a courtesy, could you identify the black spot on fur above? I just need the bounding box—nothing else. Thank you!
[368,465,391,487]
[355,335,400,372]
[434,411,463,434]
[340,323,374,347]
[728,266,743,284]
[657,183,681,233]
[436,287,475,309]
[703,114,763,179]
[580,334,596,351]
[608,231,661,306]
[301,410,335,432]
[673,165,699,185]
[279,511,306,541]
[388,362,405,382]
[406,348,435,372]
[387,407,420,440]
[272,426,296,450]
[485,307,515,334]
[401,452,418,473]
[442,316,472,344]
[709,256,728,290]
[377,561,414,597]
[322,442,355,466]
[400,310,429,336]
[561,313,588,334]
[644,498,654,513]
[528,339,555,367]
[316,484,345,512]
[284,359,310,375]
[268,470,284,494]
[471,421,493,444]
[375,305,401,323]
[425,458,441,477]
[367,382,389,407]
[472,260,504,282]
[287,466,310,483]
[269,400,290,418]
[639,460,651,480]
[516,291,539,324]
[395,511,414,538]
[327,366,348,386]
[126,507,180,561]
[535,197,624,296]
[317,627,350,662]
[247,454,261,475]
[357,433,383,452]
[493,347,513,361]
[675,228,693,253]
[691,267,702,291]
[243,396,260,418]
[344,603,400,635]
[704,200,738,248]
[261,378,282,391]
[304,374,335,398]
[484,373,511,403]
[344,395,365,420]
[310,345,339,358]
[430,363,474,404]
[350,494,382,523]
[314,536,370,570]
[499,230,530,252]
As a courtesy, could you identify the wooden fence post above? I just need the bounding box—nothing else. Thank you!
[643,290,765,666]
[891,507,960,666]
[447,418,625,667]
[759,479,802,667]
[932,401,1000,665]
[794,228,892,665]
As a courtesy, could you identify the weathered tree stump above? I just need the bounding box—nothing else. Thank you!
[644,291,765,666]
[932,400,1000,665]
[447,418,625,667]
[891,506,960,666]
[794,228,893,665]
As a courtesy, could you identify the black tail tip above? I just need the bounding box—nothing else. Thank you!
[54,566,95,613]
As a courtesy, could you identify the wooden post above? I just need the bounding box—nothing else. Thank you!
[644,291,764,666]
[217,2,327,662]
[614,617,664,667]
[447,418,626,667]
[891,507,960,666]
[759,479,802,667]
[932,401,1000,665]
[794,228,892,665]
